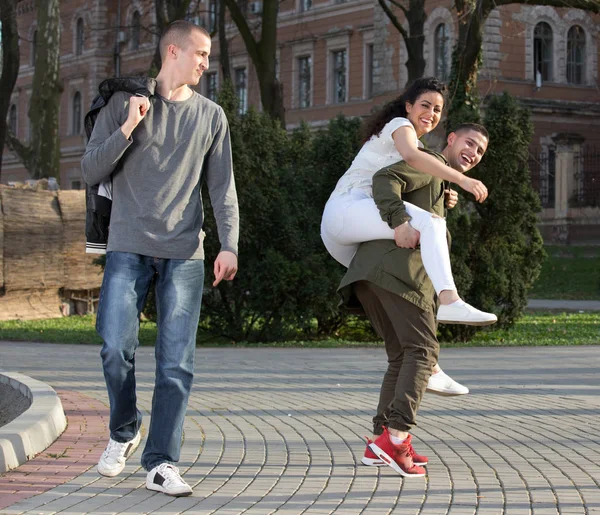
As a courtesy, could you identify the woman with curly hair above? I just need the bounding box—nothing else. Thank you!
[321,77,497,326]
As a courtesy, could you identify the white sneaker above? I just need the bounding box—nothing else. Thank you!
[427,369,469,396]
[437,300,497,326]
[146,463,193,497]
[97,430,141,477]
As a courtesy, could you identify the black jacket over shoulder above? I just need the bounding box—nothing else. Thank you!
[84,76,156,254]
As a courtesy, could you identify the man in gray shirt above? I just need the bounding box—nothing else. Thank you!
[81,21,239,497]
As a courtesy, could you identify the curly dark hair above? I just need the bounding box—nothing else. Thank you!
[361,77,447,144]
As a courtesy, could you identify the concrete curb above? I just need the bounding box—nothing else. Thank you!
[0,372,67,472]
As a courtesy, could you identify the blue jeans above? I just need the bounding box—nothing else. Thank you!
[96,251,204,471]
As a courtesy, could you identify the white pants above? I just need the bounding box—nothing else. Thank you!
[321,188,456,294]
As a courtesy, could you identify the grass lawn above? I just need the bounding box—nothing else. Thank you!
[530,245,600,300]
[0,312,598,347]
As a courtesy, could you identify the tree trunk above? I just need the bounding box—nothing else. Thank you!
[218,0,231,83]
[445,0,492,130]
[376,0,426,84]
[223,0,285,125]
[404,0,426,83]
[0,0,20,181]
[9,0,62,180]
[150,0,193,74]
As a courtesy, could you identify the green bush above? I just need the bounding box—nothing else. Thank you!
[200,83,362,341]
[443,92,546,341]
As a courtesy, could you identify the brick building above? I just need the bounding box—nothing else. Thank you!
[4,0,600,240]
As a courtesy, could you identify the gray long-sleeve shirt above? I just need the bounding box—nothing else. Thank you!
[81,90,239,260]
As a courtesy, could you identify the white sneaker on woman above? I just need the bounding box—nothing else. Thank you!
[427,369,469,396]
[437,300,497,326]
[146,463,193,497]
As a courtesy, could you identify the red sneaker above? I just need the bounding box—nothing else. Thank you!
[362,433,427,466]
[366,428,426,477]
[407,439,428,466]
[361,444,384,466]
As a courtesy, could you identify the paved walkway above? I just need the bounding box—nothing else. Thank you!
[527,299,600,311]
[0,343,599,514]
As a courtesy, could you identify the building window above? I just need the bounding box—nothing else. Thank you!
[8,104,17,135]
[332,49,347,104]
[71,180,82,190]
[235,67,247,115]
[364,43,373,99]
[534,22,553,82]
[72,92,82,135]
[205,72,218,101]
[31,30,37,66]
[566,25,585,85]
[76,18,84,56]
[299,0,311,12]
[298,56,311,108]
[131,11,141,50]
[434,23,449,81]
[208,0,217,32]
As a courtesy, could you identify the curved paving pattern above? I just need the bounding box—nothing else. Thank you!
[0,343,599,514]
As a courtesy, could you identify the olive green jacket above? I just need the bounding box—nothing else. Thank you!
[338,149,449,314]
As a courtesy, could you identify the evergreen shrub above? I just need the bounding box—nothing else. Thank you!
[443,92,546,341]
[201,83,362,341]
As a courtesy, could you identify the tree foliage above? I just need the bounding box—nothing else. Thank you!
[200,82,360,341]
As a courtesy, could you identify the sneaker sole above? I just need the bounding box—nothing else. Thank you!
[146,483,193,497]
[426,386,469,396]
[362,456,426,467]
[97,465,123,477]
[436,318,497,326]
[367,443,426,477]
[361,456,385,466]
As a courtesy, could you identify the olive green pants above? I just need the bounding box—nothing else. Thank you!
[354,281,439,434]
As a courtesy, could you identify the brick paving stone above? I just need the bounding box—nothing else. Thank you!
[0,388,109,512]
[0,344,599,513]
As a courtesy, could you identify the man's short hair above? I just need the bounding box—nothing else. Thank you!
[159,20,210,62]
[451,123,489,140]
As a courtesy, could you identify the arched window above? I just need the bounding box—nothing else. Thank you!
[72,92,82,135]
[566,25,585,85]
[534,22,553,82]
[131,11,141,50]
[434,23,449,81]
[31,30,37,66]
[76,18,84,56]
[8,104,17,135]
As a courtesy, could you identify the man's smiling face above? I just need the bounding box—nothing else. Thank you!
[446,129,489,173]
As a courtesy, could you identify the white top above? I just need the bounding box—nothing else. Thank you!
[329,117,422,199]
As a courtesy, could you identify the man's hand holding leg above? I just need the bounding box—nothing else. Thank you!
[394,222,420,249]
